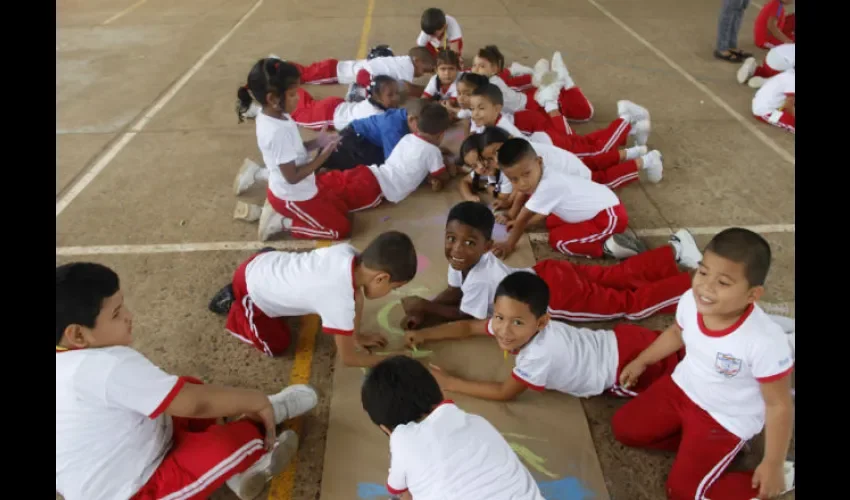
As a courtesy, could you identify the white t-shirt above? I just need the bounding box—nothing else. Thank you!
[752,68,795,117]
[672,290,795,439]
[333,100,384,131]
[489,75,527,113]
[336,59,368,85]
[765,43,795,72]
[423,74,459,100]
[56,346,181,500]
[415,14,463,48]
[487,320,619,398]
[256,112,315,202]
[365,56,416,83]
[387,401,543,500]
[525,165,619,223]
[245,244,358,335]
[367,134,446,203]
[469,113,525,138]
[530,141,591,180]
[447,252,531,319]
[468,170,512,195]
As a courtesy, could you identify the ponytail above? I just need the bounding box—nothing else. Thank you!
[235,85,253,124]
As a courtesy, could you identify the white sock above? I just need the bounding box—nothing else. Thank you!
[255,168,269,182]
[625,146,646,161]
[544,101,559,113]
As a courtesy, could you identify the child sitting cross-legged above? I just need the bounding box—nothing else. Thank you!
[56,262,319,500]
[361,355,544,499]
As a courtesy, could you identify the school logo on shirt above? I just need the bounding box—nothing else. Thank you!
[714,352,743,377]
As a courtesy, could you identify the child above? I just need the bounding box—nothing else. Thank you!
[361,355,544,499]
[56,262,319,500]
[754,0,795,49]
[422,49,460,101]
[751,68,794,134]
[471,44,536,91]
[737,43,794,89]
[289,74,400,132]
[492,138,632,260]
[208,231,418,368]
[445,71,489,121]
[457,133,514,209]
[612,228,795,500]
[400,201,700,329]
[406,271,685,402]
[416,8,464,62]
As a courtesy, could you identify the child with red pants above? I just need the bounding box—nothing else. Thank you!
[751,68,794,134]
[404,272,684,402]
[56,262,318,500]
[737,43,794,89]
[417,8,464,64]
[288,75,400,131]
[754,0,795,49]
[492,139,633,260]
[613,228,795,500]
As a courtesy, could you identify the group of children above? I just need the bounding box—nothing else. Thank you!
[56,6,797,500]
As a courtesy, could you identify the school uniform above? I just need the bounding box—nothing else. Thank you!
[386,401,543,500]
[512,112,634,159]
[356,56,417,87]
[612,290,794,499]
[752,69,795,134]
[489,74,595,123]
[469,169,513,196]
[755,43,795,78]
[323,108,410,171]
[415,14,464,59]
[525,166,627,258]
[529,141,640,191]
[291,56,416,86]
[57,347,266,500]
[754,0,794,49]
[497,68,533,91]
[258,113,382,240]
[290,88,385,131]
[422,74,459,100]
[366,133,447,203]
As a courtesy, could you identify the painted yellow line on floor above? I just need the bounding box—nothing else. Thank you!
[356,0,377,59]
[55,239,347,256]
[101,0,150,25]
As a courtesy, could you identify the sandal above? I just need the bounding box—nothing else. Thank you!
[729,49,754,59]
[713,50,744,63]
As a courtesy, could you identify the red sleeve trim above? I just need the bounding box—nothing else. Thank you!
[448,36,463,42]
[511,371,545,392]
[387,484,408,495]
[430,166,447,177]
[149,376,189,419]
[422,91,433,98]
[323,327,354,336]
[356,69,372,87]
[757,365,794,384]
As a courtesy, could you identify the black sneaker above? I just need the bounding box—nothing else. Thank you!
[208,284,235,315]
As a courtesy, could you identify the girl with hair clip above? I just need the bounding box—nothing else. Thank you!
[231,58,386,241]
[457,131,515,211]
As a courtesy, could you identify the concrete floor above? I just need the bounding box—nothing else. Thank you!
[57,0,794,498]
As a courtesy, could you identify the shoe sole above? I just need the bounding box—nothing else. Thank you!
[607,233,647,258]
[237,431,300,500]
[747,76,766,89]
[208,284,235,315]
[736,58,756,84]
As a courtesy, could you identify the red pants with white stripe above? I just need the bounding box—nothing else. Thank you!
[607,325,682,397]
[513,108,574,137]
[291,59,339,84]
[497,69,533,91]
[591,159,640,190]
[226,253,293,355]
[546,203,629,258]
[534,245,691,322]
[291,88,343,130]
[515,116,632,157]
[267,165,384,240]
[521,86,595,123]
[131,378,267,500]
[755,111,795,134]
[612,375,761,500]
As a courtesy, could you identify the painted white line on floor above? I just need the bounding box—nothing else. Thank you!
[584,0,794,165]
[55,239,348,256]
[56,0,265,217]
[102,0,150,25]
[527,223,794,242]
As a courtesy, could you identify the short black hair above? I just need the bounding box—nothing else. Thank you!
[471,83,503,106]
[420,8,447,35]
[495,272,550,318]
[361,355,443,431]
[476,45,505,71]
[704,228,772,286]
[370,74,398,96]
[408,46,437,67]
[417,102,451,134]
[497,138,536,169]
[236,58,300,123]
[404,98,427,118]
[479,126,511,146]
[457,72,490,91]
[56,262,121,345]
[360,231,418,283]
[436,49,460,68]
[459,133,482,162]
[446,201,495,240]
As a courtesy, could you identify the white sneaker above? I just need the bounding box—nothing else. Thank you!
[747,76,766,89]
[534,81,563,108]
[737,57,758,84]
[225,430,300,500]
[509,61,534,76]
[234,202,263,222]
[550,51,574,88]
[531,58,550,88]
[617,100,650,123]
[641,150,663,183]
[234,159,263,195]
[669,229,702,269]
[258,201,286,241]
[267,53,282,61]
[630,119,651,146]
[625,145,647,161]
[602,233,647,259]
[269,384,319,424]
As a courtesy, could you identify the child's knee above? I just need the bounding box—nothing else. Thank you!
[611,408,642,446]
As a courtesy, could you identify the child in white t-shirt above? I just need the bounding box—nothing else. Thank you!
[56,262,318,500]
[417,8,464,64]
[422,49,460,101]
[737,43,794,89]
[751,68,795,134]
[457,132,514,210]
[361,355,543,500]
[613,228,795,499]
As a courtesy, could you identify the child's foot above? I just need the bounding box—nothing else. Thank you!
[346,83,367,102]
[257,201,292,241]
[641,150,663,183]
[534,80,563,110]
[234,159,264,195]
[234,201,263,222]
[668,229,702,269]
[630,119,651,146]
[747,76,766,89]
[625,145,647,161]
[617,100,650,124]
[550,51,575,88]
[225,430,300,500]
[531,58,550,88]
[509,61,534,76]
[603,233,647,259]
[737,57,758,84]
[269,385,319,424]
[208,283,235,315]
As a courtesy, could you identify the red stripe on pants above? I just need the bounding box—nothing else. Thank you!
[755,112,795,134]
[546,203,629,258]
[291,59,339,83]
[548,118,631,157]
[612,375,760,499]
[535,245,691,321]
[291,88,344,130]
[591,159,640,190]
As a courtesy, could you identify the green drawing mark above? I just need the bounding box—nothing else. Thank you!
[374,349,433,358]
[377,299,404,336]
[509,442,558,479]
[502,432,547,442]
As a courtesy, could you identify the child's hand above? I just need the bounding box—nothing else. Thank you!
[428,364,454,391]
[429,177,444,191]
[404,331,423,349]
[356,332,388,349]
[317,136,341,162]
[505,219,517,231]
[315,125,336,149]
[491,241,515,260]
[619,360,647,389]
[751,460,787,499]
[242,398,278,450]
[401,313,424,330]
[495,213,512,225]
[491,198,510,210]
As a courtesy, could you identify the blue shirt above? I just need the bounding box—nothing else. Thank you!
[350,108,410,160]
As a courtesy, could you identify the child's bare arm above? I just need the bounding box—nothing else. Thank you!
[430,365,528,401]
[784,95,795,116]
[405,318,489,348]
[166,383,271,420]
[335,288,392,367]
[752,376,794,497]
[492,206,538,258]
[279,140,339,184]
[619,323,684,388]
[767,15,794,43]
[433,286,463,305]
[459,175,480,202]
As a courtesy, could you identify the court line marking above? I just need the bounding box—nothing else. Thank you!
[57,0,266,217]
[527,223,794,241]
[101,0,150,25]
[584,0,794,165]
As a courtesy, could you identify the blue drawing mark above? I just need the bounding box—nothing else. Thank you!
[357,477,594,499]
